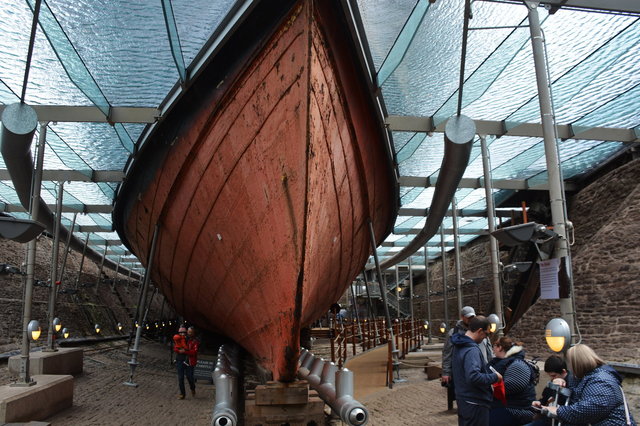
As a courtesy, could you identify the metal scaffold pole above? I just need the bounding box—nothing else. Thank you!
[480,135,504,335]
[124,223,160,387]
[526,1,576,339]
[451,197,463,313]
[367,221,399,386]
[424,245,432,343]
[44,181,64,351]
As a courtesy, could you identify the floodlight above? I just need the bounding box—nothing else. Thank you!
[503,262,532,273]
[0,217,45,243]
[545,318,571,353]
[487,314,501,333]
[491,222,557,247]
[28,320,41,341]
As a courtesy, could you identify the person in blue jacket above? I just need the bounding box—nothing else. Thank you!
[452,315,503,426]
[543,344,636,426]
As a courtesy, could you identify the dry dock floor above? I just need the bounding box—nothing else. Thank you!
[0,340,458,425]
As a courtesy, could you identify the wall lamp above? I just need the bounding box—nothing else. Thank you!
[439,322,448,334]
[28,320,41,341]
[53,317,62,333]
[423,320,429,330]
[94,324,101,334]
[62,328,70,339]
[545,318,571,353]
[117,322,123,331]
[487,314,502,333]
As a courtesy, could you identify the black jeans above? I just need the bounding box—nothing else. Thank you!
[177,359,195,396]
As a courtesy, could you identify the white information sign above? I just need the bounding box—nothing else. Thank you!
[538,257,560,299]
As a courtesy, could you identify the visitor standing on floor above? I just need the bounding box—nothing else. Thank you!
[451,315,502,426]
[174,325,200,399]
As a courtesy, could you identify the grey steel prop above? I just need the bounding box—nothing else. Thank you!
[212,344,240,426]
[1,103,39,386]
[298,350,368,425]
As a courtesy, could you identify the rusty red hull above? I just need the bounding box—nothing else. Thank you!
[114,0,396,381]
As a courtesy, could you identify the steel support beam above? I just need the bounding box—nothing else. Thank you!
[0,169,124,182]
[386,115,640,143]
[1,203,112,214]
[399,175,578,191]
[0,105,158,124]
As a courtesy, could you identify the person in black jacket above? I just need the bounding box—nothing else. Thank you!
[451,316,502,426]
[488,336,537,425]
[528,355,577,425]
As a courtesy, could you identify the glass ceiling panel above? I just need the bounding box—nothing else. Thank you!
[46,0,178,107]
[396,132,445,177]
[463,8,635,123]
[47,122,130,170]
[527,140,626,187]
[572,84,640,130]
[172,0,236,67]
[507,18,640,125]
[356,0,415,71]
[381,0,529,117]
[0,3,92,106]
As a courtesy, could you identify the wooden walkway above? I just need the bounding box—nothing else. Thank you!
[345,341,444,400]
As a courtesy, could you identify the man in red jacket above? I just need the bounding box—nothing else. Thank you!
[174,326,200,399]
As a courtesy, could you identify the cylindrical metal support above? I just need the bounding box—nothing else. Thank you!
[58,211,77,285]
[367,221,398,384]
[124,224,160,386]
[212,344,240,426]
[452,197,463,313]
[45,181,64,351]
[298,351,368,426]
[441,226,449,326]
[424,244,432,343]
[335,369,368,426]
[526,0,575,338]
[480,135,504,335]
[6,112,42,386]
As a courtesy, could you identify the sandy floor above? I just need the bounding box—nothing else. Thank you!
[0,340,458,425]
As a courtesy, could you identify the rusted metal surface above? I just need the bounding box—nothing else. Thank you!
[115,0,394,381]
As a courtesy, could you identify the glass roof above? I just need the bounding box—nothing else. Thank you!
[1,0,638,270]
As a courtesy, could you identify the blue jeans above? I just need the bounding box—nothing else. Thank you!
[177,359,195,396]
[457,400,490,426]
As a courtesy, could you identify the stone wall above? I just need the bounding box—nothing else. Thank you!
[0,236,172,353]
[412,158,640,364]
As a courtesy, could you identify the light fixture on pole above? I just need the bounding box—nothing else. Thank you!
[28,320,41,341]
[117,322,123,331]
[545,318,571,353]
[439,322,448,334]
[62,328,70,339]
[487,313,501,333]
[423,320,429,330]
[94,324,101,334]
[52,317,62,333]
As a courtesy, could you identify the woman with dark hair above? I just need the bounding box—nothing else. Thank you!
[488,336,537,425]
[543,344,635,426]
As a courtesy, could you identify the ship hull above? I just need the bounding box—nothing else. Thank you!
[114,0,396,381]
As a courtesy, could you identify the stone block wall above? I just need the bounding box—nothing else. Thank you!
[0,236,172,353]
[412,158,640,364]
